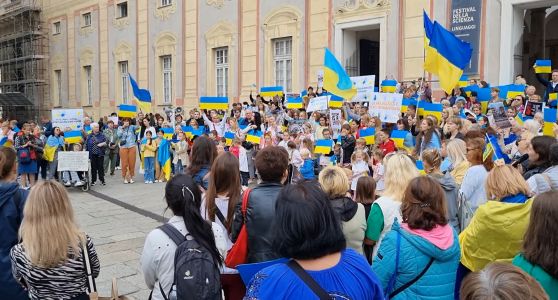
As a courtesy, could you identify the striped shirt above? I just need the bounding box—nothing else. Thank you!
[10,235,100,300]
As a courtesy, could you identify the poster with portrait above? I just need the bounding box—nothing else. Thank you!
[523,101,544,118]
[488,102,512,129]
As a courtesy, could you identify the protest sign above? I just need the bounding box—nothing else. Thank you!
[108,116,119,125]
[329,109,342,131]
[317,69,324,88]
[368,93,403,123]
[306,95,329,112]
[488,102,512,129]
[523,101,544,118]
[52,109,84,130]
[351,75,376,102]
[57,151,90,172]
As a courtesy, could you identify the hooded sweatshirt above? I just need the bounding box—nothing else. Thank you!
[0,181,28,300]
[330,197,366,255]
[429,172,459,232]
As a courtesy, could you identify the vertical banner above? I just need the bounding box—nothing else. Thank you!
[450,0,482,75]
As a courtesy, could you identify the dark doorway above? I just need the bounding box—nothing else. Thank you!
[360,39,379,87]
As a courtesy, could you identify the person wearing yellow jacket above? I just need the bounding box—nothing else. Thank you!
[141,131,158,184]
[456,163,533,298]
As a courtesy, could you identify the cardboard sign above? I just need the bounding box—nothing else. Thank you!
[329,109,342,131]
[57,151,90,172]
[368,93,403,123]
[351,75,376,102]
[306,95,329,112]
[523,101,544,118]
[52,109,84,131]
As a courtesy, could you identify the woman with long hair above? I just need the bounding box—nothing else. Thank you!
[445,139,470,185]
[141,174,222,300]
[513,190,558,298]
[46,127,65,180]
[365,153,420,258]
[201,152,244,300]
[10,181,100,299]
[459,137,493,212]
[396,118,415,150]
[187,136,217,191]
[414,118,441,157]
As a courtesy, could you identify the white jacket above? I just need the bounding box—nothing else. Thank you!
[238,147,249,172]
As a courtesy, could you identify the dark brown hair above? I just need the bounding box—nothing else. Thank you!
[355,176,376,205]
[528,136,556,169]
[0,147,16,180]
[255,146,289,182]
[401,176,448,231]
[466,137,493,171]
[415,117,438,154]
[187,136,217,176]
[522,190,558,278]
[205,152,241,233]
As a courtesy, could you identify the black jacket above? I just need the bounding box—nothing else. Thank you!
[330,196,358,222]
[231,182,283,263]
[535,73,558,106]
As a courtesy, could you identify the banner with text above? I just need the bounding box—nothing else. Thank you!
[307,95,330,112]
[450,0,482,75]
[52,109,84,130]
[368,93,403,123]
[351,75,376,102]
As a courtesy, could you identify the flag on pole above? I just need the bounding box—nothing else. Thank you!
[118,104,137,118]
[199,97,229,110]
[129,73,152,113]
[323,48,356,100]
[534,60,552,74]
[423,10,436,72]
[359,128,376,145]
[259,86,284,97]
[314,139,334,155]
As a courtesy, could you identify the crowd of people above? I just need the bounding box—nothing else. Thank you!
[0,68,558,299]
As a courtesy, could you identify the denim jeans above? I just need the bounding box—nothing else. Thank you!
[174,160,184,175]
[144,157,155,182]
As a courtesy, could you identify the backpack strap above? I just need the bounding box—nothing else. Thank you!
[157,223,185,246]
[287,260,330,300]
[214,206,227,226]
[389,257,435,298]
[384,231,401,296]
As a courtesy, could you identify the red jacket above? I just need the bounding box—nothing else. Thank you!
[379,138,396,155]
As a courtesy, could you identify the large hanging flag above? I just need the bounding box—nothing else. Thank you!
[63,130,82,144]
[534,60,552,74]
[161,128,174,140]
[381,79,397,93]
[0,137,13,148]
[259,86,284,98]
[424,21,473,94]
[359,128,376,145]
[314,139,334,155]
[199,97,229,110]
[129,74,152,113]
[157,139,172,181]
[245,130,262,144]
[543,108,557,137]
[423,10,436,72]
[118,104,137,118]
[323,48,356,100]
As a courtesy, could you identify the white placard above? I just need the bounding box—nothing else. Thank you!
[108,116,119,125]
[351,75,376,102]
[368,93,403,123]
[317,69,324,88]
[57,151,90,172]
[329,109,342,131]
[306,95,329,112]
[52,109,84,131]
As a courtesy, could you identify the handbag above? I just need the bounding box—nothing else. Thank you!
[287,260,331,300]
[17,147,31,164]
[225,188,251,268]
[83,241,131,300]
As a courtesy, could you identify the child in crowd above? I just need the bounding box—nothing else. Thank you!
[234,138,250,186]
[355,137,369,154]
[354,176,376,263]
[370,148,385,195]
[62,143,85,187]
[350,150,369,191]
[141,131,157,184]
[299,148,315,180]
[340,124,356,166]
[171,131,188,175]
[154,130,167,183]
[332,143,342,165]
[278,131,290,150]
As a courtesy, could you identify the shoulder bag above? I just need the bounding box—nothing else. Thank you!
[225,188,251,268]
[287,260,331,300]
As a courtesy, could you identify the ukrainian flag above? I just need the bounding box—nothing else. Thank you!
[416,160,426,175]
[181,126,193,138]
[359,128,375,145]
[535,60,552,74]
[84,125,92,135]
[192,128,205,137]
[463,84,479,97]
[418,102,443,122]
[323,48,356,100]
[259,86,284,98]
[515,114,524,126]
[424,21,473,94]
[129,73,152,113]
[477,87,491,113]
[161,128,174,140]
[549,93,557,108]
[157,139,172,181]
[390,130,408,149]
[458,75,468,88]
[423,10,436,72]
[0,137,13,148]
[328,93,344,108]
[118,104,137,118]
[401,98,417,113]
[224,131,234,146]
[64,130,82,144]
[286,96,304,109]
[543,108,557,137]
[381,79,397,93]
[314,139,333,155]
[485,134,511,163]
[246,130,262,144]
[43,144,57,162]
[199,97,229,110]
[498,84,525,99]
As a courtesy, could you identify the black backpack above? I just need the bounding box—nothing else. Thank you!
[158,224,222,300]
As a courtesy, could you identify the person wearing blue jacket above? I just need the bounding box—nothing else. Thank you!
[299,148,315,180]
[373,176,460,300]
[0,147,29,299]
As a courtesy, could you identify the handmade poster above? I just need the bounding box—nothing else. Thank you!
[57,151,90,172]
[317,69,324,88]
[350,75,376,102]
[329,109,342,131]
[108,116,119,125]
[368,92,403,123]
[52,109,84,130]
[306,95,329,112]
[487,102,512,129]
[523,101,544,118]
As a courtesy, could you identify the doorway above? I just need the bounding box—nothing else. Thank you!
[341,27,380,86]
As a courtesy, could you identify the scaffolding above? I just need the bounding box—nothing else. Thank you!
[0,0,46,121]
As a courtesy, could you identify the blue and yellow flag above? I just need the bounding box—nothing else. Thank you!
[515,114,525,126]
[129,73,152,113]
[359,128,375,145]
[390,130,408,150]
[314,139,333,155]
[535,60,552,74]
[327,93,344,108]
[259,86,284,98]
[0,137,13,148]
[458,75,468,88]
[246,130,262,144]
[423,10,436,72]
[477,87,491,113]
[84,125,92,135]
[200,97,229,110]
[425,21,473,94]
[64,130,82,144]
[418,102,443,122]
[549,92,557,108]
[485,134,511,163]
[416,160,426,175]
[462,84,479,97]
[43,145,57,162]
[323,48,356,100]
[381,79,397,93]
[118,104,137,118]
[157,139,172,181]
[401,98,417,113]
[224,132,235,146]
[286,96,304,109]
[161,128,174,140]
[498,84,525,99]
[543,108,557,137]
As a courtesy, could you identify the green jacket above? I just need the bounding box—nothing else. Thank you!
[513,254,558,299]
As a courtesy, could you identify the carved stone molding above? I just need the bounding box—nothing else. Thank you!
[337,0,391,17]
[112,17,129,30]
[154,2,176,21]
[112,42,132,61]
[78,26,94,37]
[206,0,228,9]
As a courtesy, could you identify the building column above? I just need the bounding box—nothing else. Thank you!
[67,13,76,106]
[136,0,148,98]
[99,1,109,114]
[184,0,198,108]
[239,0,258,101]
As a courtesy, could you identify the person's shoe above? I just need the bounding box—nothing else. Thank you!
[90,182,96,186]
[148,181,153,184]
[110,172,114,176]
[123,179,129,184]
[64,181,71,187]
[74,181,85,187]
[101,182,106,186]
[116,166,121,170]
[129,179,135,184]
[145,181,149,184]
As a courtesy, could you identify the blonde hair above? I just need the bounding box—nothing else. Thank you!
[446,139,467,167]
[351,149,370,165]
[319,166,350,198]
[383,153,420,201]
[300,148,311,159]
[421,148,442,173]
[20,181,84,267]
[485,165,531,200]
[523,119,541,135]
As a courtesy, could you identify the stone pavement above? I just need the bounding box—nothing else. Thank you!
[69,172,170,299]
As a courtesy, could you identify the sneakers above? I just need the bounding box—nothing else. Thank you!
[74,181,85,187]
[116,166,121,170]
[154,180,160,183]
[129,179,135,184]
[101,182,106,186]
[90,182,96,186]
[64,181,71,187]
[145,181,149,184]
[124,179,129,184]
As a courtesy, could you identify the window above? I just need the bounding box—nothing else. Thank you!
[162,56,172,104]
[161,0,172,7]
[119,61,129,104]
[54,70,62,105]
[53,21,61,34]
[82,12,91,27]
[116,2,128,18]
[84,66,92,105]
[215,47,228,97]
[273,37,292,92]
